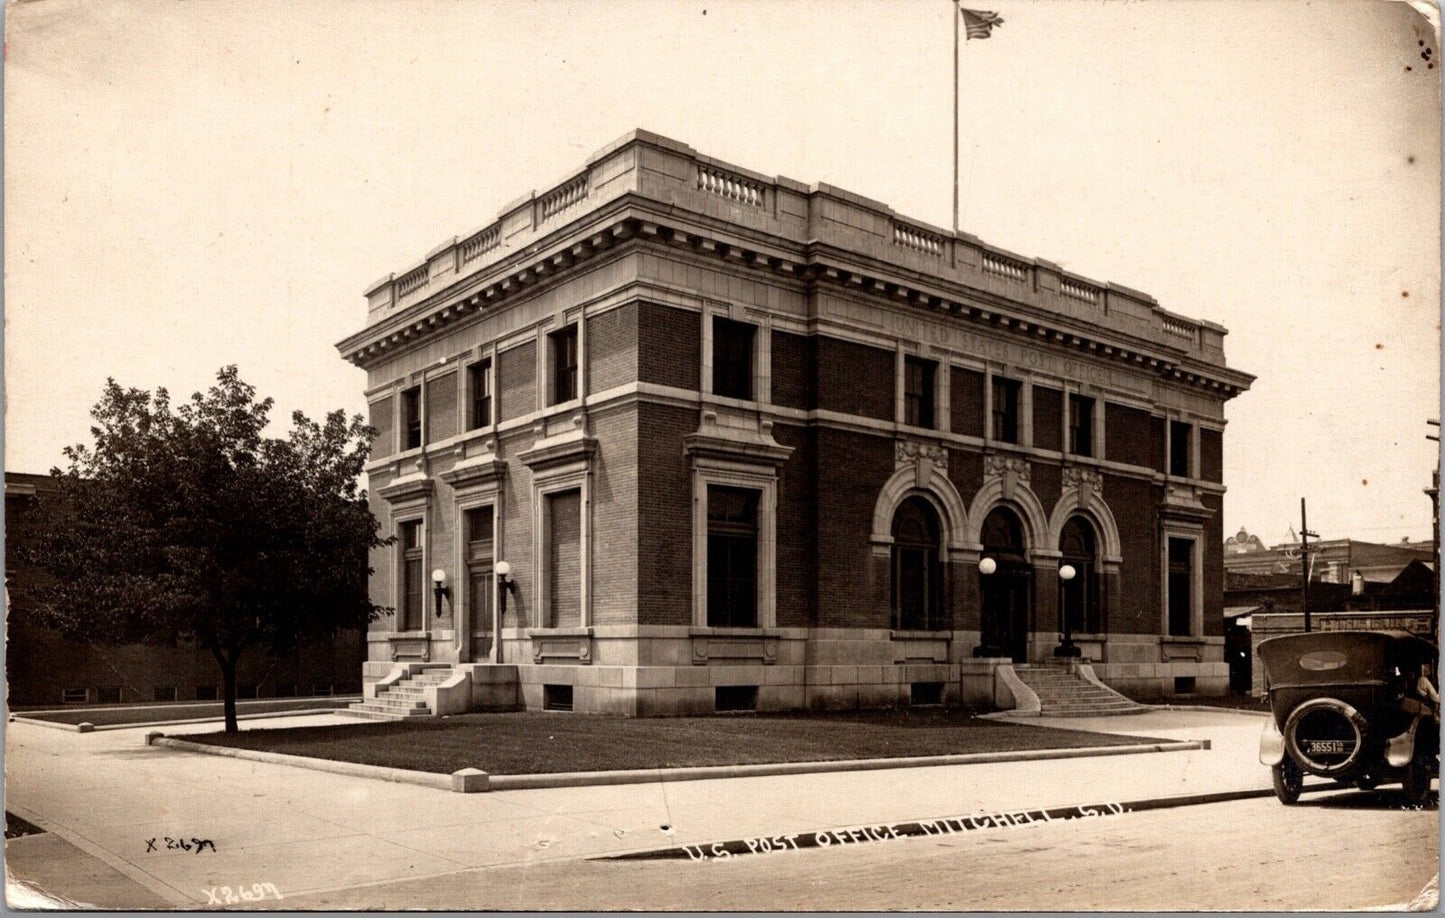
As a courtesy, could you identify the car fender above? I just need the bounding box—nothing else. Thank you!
[1385,715,1420,768]
[1259,716,1285,766]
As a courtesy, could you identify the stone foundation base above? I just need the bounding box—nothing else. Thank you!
[360,629,1231,715]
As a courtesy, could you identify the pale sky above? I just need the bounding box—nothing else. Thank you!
[5,0,1440,546]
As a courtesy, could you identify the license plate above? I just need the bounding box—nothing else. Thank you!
[1306,740,1347,755]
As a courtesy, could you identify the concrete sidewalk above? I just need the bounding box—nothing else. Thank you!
[5,708,1270,908]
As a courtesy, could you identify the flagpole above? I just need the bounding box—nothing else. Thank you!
[952,0,960,235]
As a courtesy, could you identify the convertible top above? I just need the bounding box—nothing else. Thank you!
[1258,629,1438,688]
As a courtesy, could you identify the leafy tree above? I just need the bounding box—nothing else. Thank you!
[18,367,386,732]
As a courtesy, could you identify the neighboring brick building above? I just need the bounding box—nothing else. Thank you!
[337,130,1254,714]
[4,472,363,707]
[1224,525,1435,586]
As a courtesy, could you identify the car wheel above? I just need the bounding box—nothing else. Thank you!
[1273,759,1303,805]
[1401,756,1433,806]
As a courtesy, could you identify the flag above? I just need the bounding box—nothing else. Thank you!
[960,7,1004,40]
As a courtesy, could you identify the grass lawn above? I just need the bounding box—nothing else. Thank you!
[5,812,45,839]
[15,697,356,727]
[187,708,1170,775]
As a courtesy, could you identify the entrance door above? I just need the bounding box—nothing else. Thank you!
[980,507,1033,662]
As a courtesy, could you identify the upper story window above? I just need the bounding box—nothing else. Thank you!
[1169,420,1193,477]
[1068,394,1095,457]
[401,386,422,451]
[712,317,756,400]
[904,357,936,429]
[468,359,492,430]
[992,377,1021,444]
[550,325,579,404]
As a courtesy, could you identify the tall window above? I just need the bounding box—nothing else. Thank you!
[1060,517,1100,634]
[401,386,422,450]
[550,325,579,404]
[1068,394,1095,457]
[468,360,491,430]
[992,377,1021,444]
[904,357,937,429]
[712,317,755,400]
[466,506,495,649]
[547,490,582,628]
[707,486,758,627]
[1169,420,1192,477]
[400,520,423,631]
[891,496,943,630]
[1167,537,1193,636]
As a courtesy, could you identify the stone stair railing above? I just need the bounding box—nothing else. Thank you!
[347,664,457,721]
[1010,662,1147,717]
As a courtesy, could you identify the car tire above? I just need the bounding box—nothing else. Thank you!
[1273,759,1303,805]
[1401,756,1433,806]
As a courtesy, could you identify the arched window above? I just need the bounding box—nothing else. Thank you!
[891,496,943,630]
[1059,516,1101,634]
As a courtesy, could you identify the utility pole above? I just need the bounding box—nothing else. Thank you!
[1300,498,1319,633]
[1428,419,1439,639]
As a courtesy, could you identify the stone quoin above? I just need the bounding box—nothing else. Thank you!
[336,130,1254,716]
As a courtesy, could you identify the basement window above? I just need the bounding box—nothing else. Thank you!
[1174,676,1197,695]
[715,685,759,712]
[194,685,219,701]
[153,685,178,703]
[62,688,89,704]
[543,684,574,712]
[97,686,122,704]
[910,682,945,706]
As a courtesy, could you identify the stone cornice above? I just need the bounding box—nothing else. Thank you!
[517,427,598,473]
[338,200,1254,399]
[683,410,795,468]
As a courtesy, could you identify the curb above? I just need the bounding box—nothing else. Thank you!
[12,708,352,733]
[3,801,199,909]
[144,733,1209,794]
[149,736,452,791]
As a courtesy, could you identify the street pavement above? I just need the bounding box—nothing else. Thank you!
[261,791,1441,911]
[4,707,1431,909]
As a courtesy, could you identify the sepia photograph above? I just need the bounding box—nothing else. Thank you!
[3,0,1441,910]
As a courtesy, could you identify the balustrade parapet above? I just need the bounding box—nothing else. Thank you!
[356,128,1235,367]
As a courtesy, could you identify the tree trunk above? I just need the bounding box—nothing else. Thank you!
[216,651,240,734]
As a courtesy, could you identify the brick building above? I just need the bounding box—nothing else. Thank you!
[4,472,364,707]
[337,130,1254,715]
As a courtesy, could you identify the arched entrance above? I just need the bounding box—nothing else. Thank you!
[978,506,1032,662]
[891,496,944,630]
[1059,516,1100,636]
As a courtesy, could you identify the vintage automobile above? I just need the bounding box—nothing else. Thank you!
[1257,629,1439,805]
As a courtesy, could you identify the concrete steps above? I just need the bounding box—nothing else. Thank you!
[1012,664,1148,717]
[343,664,455,721]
